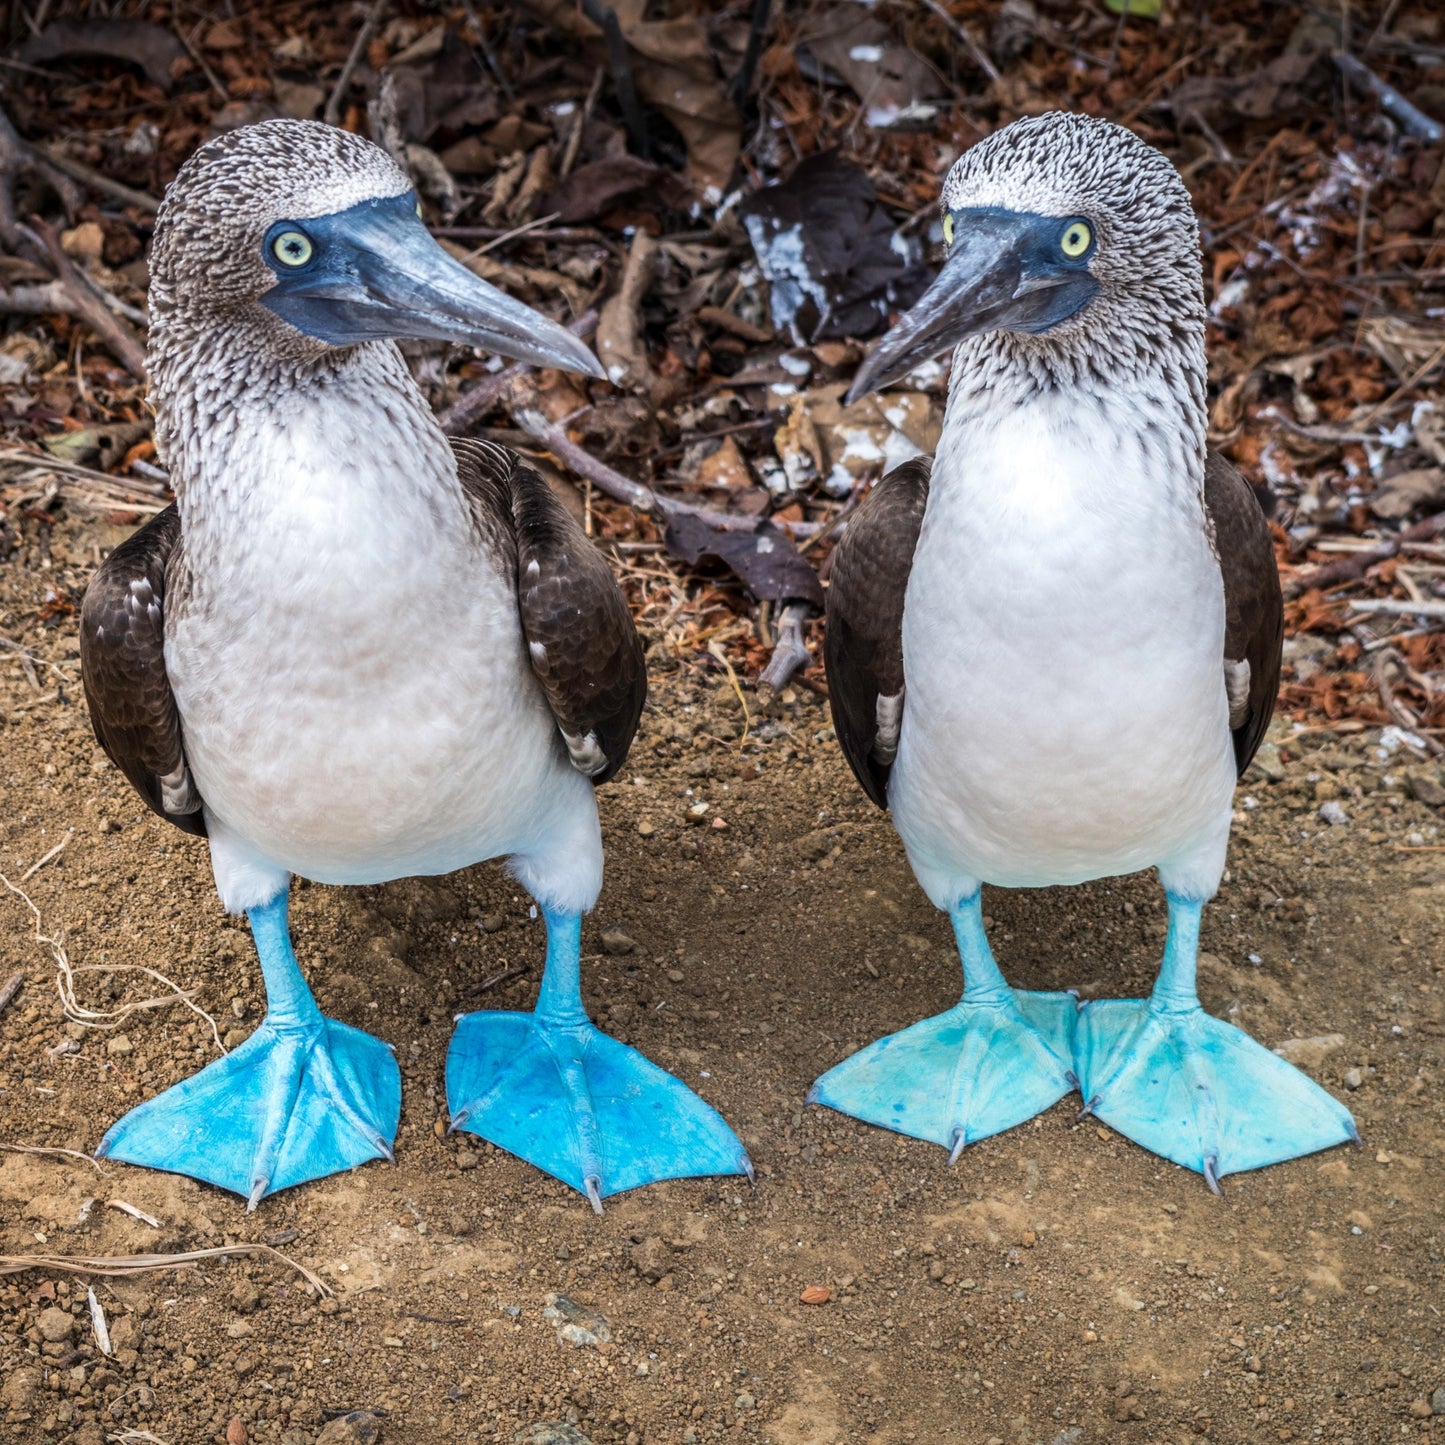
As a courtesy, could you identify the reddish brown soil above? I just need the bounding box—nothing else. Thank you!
[2,508,1444,1445]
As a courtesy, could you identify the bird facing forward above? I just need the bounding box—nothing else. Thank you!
[81,120,750,1211]
[816,112,1356,1187]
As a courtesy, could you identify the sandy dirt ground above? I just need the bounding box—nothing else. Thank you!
[2,509,1444,1445]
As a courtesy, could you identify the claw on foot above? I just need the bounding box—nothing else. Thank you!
[1203,1154,1222,1196]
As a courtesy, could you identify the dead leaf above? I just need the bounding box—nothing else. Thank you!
[523,0,739,195]
[696,436,755,492]
[383,26,500,141]
[664,514,824,609]
[548,156,673,224]
[626,18,740,195]
[1370,468,1445,520]
[801,7,945,130]
[19,19,185,92]
[804,386,940,494]
[739,152,931,343]
[43,423,150,471]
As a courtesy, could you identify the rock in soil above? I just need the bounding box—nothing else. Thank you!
[317,1413,382,1445]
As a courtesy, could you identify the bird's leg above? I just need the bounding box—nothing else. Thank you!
[447,906,751,1212]
[809,892,1077,1156]
[1074,893,1358,1189]
[97,889,400,1208]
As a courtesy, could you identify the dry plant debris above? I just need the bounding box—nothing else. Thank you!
[1,0,1442,728]
[0,6,1442,1429]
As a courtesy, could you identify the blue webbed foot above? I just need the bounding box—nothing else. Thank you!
[808,894,1076,1155]
[1075,894,1357,1187]
[447,909,750,1209]
[447,1012,752,1208]
[96,891,399,1207]
[98,1016,400,1206]
[809,988,1076,1154]
[1075,1001,1357,1186]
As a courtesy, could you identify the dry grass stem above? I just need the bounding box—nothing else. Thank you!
[706,639,751,746]
[108,1199,160,1228]
[0,1142,110,1174]
[0,872,226,1054]
[0,1243,334,1296]
[20,828,72,880]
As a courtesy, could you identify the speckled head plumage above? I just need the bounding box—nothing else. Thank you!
[149,120,412,324]
[145,117,602,464]
[941,112,1204,337]
[146,118,604,495]
[849,111,1207,404]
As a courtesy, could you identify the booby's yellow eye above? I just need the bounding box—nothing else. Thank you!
[272,230,313,267]
[1060,220,1092,259]
[942,213,954,248]
[415,200,424,219]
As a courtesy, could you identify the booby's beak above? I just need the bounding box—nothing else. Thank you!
[846,208,1099,403]
[260,191,604,378]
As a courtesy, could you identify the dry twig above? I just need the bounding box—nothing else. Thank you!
[1285,510,1445,597]
[34,142,159,213]
[0,1142,110,1174]
[325,0,389,126]
[1334,53,1444,142]
[15,220,147,378]
[0,872,226,1054]
[22,829,72,880]
[514,407,822,537]
[0,967,23,1015]
[0,1242,333,1296]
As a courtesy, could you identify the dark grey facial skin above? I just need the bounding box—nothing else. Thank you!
[847,208,1099,403]
[260,192,603,377]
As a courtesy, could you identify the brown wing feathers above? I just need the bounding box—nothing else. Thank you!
[82,441,644,844]
[1204,449,1283,777]
[824,449,1280,807]
[79,504,206,837]
[451,437,646,784]
[823,457,931,808]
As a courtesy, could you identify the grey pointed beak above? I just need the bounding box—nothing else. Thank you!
[261,192,604,379]
[845,209,1098,403]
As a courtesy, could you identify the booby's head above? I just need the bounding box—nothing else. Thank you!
[847,113,1204,402]
[148,118,601,376]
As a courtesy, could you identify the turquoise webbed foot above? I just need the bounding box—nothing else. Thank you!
[447,909,751,1210]
[808,894,1077,1155]
[96,892,399,1208]
[1074,895,1357,1188]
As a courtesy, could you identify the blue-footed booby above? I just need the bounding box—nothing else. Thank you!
[80,119,750,1211]
[814,112,1356,1188]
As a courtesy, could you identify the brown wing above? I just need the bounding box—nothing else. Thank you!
[823,457,931,808]
[452,438,645,784]
[79,504,206,836]
[1204,449,1282,777]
